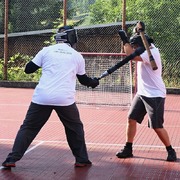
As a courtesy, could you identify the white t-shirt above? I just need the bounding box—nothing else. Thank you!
[31,43,86,106]
[137,45,166,98]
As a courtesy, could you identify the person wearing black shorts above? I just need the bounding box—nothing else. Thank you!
[116,22,177,162]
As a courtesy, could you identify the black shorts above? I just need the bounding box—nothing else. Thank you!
[128,94,165,128]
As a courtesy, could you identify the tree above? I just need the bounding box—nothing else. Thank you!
[0,1,4,33]
[89,0,121,24]
[6,0,63,32]
[88,0,180,87]
[126,0,180,87]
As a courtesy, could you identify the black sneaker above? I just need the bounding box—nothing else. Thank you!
[116,147,133,158]
[2,157,16,167]
[167,149,177,162]
[74,160,92,167]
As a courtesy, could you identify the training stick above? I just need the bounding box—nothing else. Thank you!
[98,47,145,80]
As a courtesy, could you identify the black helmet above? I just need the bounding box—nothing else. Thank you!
[54,28,77,47]
[54,32,68,42]
[130,34,154,47]
[58,25,73,33]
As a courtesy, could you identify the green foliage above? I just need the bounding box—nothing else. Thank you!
[125,0,180,88]
[1,0,63,33]
[0,53,41,81]
[8,53,32,67]
[162,60,180,87]
[89,0,121,24]
[0,1,3,33]
[0,58,3,79]
[87,0,179,88]
[0,0,179,87]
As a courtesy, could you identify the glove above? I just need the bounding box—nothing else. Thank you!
[118,30,129,45]
[88,77,99,89]
[134,21,145,34]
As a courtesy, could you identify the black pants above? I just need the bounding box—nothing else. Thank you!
[7,102,89,163]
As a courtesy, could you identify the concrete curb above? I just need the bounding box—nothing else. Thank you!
[0,81,180,94]
[0,81,37,89]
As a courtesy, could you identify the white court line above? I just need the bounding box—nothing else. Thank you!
[0,166,8,170]
[1,139,180,149]
[0,141,44,170]
[24,141,44,155]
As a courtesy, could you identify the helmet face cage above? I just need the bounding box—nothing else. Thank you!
[65,29,77,46]
[54,26,77,46]
[54,32,68,42]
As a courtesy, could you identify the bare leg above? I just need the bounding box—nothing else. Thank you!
[154,128,171,146]
[126,119,137,143]
[154,128,177,161]
[116,118,136,158]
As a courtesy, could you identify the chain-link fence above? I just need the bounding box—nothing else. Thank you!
[0,0,179,89]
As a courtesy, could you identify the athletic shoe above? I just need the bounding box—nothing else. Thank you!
[116,147,133,158]
[74,160,92,167]
[2,157,16,167]
[167,149,177,162]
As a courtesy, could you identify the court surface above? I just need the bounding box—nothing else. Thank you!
[0,87,180,180]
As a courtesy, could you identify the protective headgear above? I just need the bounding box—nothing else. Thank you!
[54,32,68,42]
[130,34,153,47]
[54,27,77,47]
[58,25,73,33]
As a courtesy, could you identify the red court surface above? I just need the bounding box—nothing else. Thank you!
[0,87,180,180]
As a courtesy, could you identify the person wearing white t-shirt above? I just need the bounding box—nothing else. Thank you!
[2,28,99,168]
[115,22,177,162]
